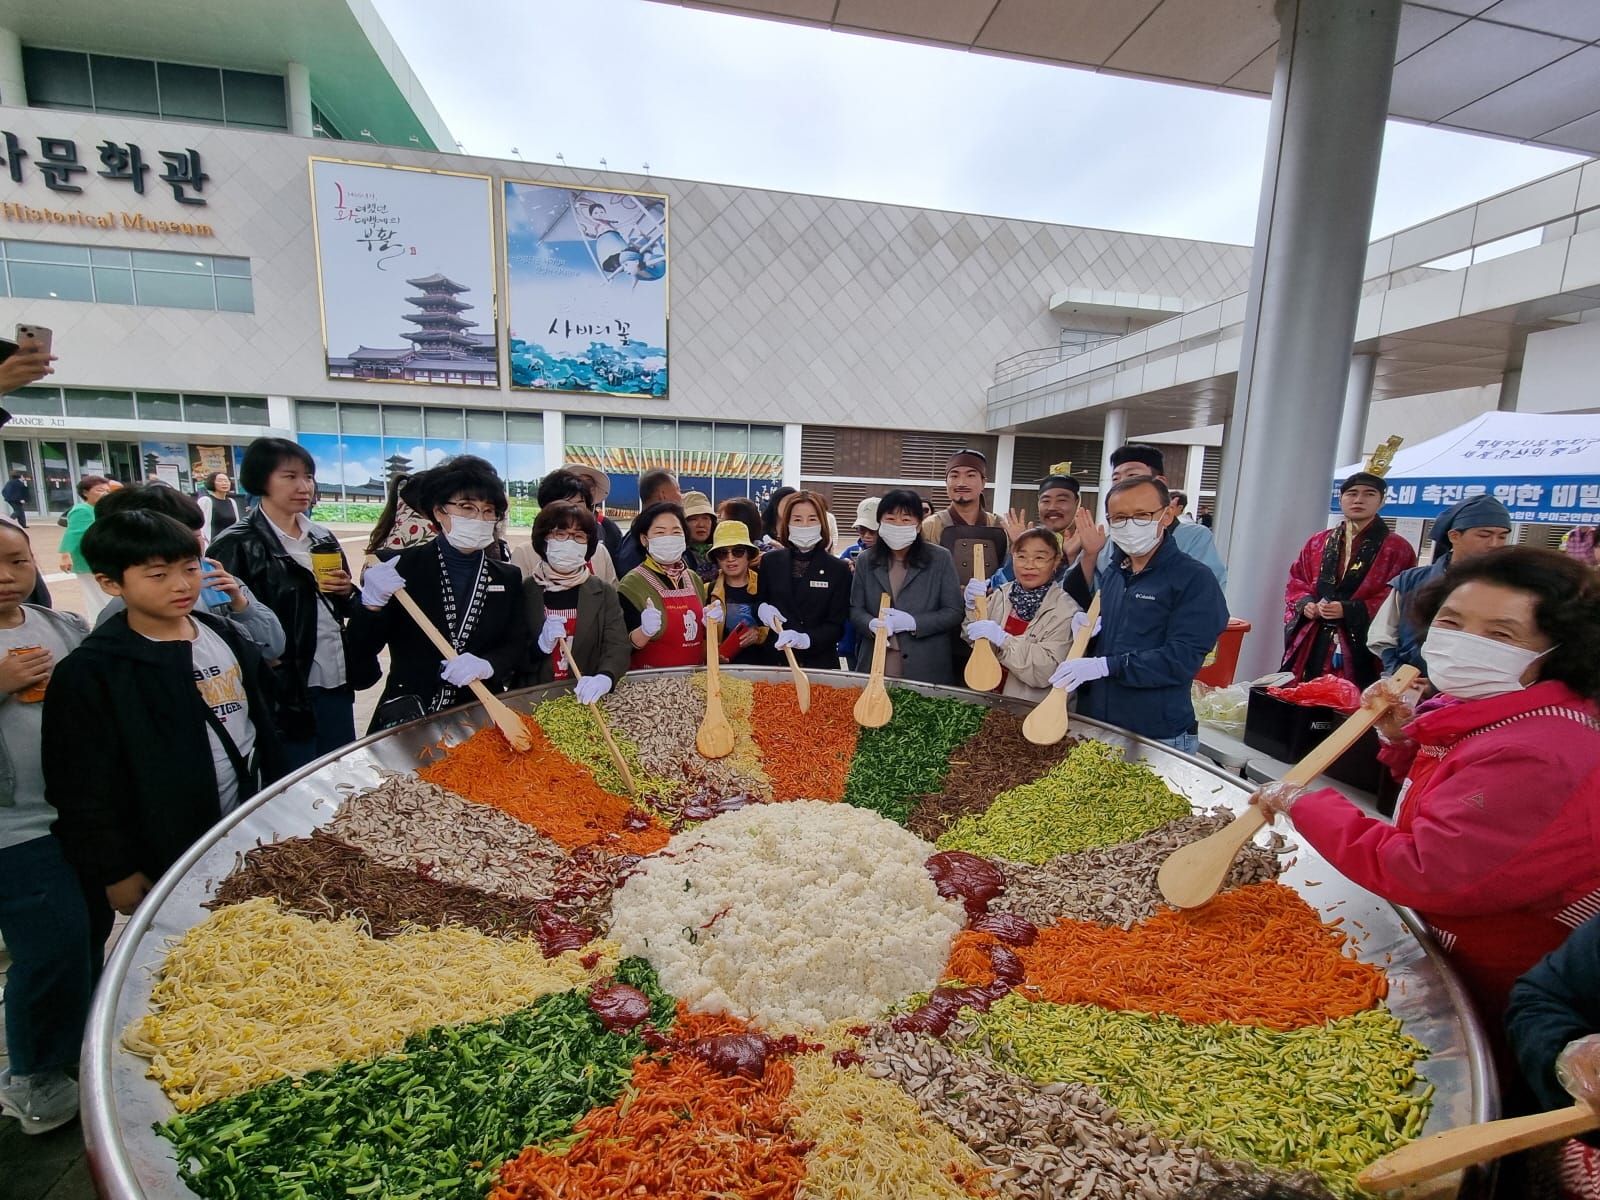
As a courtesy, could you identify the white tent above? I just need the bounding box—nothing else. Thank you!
[1333,411,1600,525]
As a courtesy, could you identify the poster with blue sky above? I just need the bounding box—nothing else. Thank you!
[504,180,668,398]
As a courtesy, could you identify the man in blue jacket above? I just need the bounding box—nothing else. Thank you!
[1048,477,1228,753]
[1077,444,1227,590]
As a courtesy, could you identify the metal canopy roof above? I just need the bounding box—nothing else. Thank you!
[650,1,1600,157]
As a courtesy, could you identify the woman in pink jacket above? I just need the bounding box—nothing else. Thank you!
[1253,547,1600,1072]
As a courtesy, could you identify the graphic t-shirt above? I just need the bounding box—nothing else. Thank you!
[190,619,255,814]
[544,586,580,681]
[0,609,74,849]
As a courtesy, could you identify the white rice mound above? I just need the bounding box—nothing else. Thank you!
[608,800,966,1030]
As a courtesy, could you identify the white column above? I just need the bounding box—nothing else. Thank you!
[1497,368,1523,412]
[991,433,1016,514]
[542,410,565,475]
[0,28,25,109]
[1337,353,1377,469]
[1184,444,1207,499]
[1095,408,1126,516]
[267,395,294,433]
[782,422,803,489]
[1213,0,1402,678]
[286,62,314,138]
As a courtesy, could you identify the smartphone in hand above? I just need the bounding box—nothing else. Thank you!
[16,325,52,356]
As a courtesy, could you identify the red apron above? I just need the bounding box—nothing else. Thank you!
[548,608,578,680]
[992,611,1029,693]
[630,572,706,670]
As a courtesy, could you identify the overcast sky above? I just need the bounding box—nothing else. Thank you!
[374,0,1584,247]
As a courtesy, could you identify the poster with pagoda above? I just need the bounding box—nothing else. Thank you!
[310,158,499,387]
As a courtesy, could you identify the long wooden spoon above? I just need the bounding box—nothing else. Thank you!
[364,556,531,752]
[696,613,735,758]
[854,595,894,728]
[769,614,812,713]
[557,636,636,795]
[1022,593,1100,745]
[963,544,1003,692]
[1358,1102,1598,1192]
[1156,664,1421,910]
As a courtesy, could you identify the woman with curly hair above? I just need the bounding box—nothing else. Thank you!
[1253,547,1600,1071]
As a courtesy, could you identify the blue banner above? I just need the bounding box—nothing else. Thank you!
[1329,475,1600,525]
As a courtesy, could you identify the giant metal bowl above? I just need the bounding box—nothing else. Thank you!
[81,669,1497,1199]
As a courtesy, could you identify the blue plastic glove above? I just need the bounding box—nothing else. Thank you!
[1070,610,1102,639]
[440,652,493,686]
[757,602,785,632]
[775,629,810,652]
[965,619,1008,648]
[360,557,405,609]
[537,613,569,654]
[963,577,989,607]
[703,599,724,626]
[869,607,917,636]
[1048,656,1109,693]
[574,673,612,705]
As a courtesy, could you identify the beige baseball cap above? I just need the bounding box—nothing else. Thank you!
[681,490,715,519]
[853,496,881,531]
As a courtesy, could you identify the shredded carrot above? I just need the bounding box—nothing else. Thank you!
[418,715,669,855]
[491,1011,807,1200]
[947,880,1387,1030]
[750,682,861,802]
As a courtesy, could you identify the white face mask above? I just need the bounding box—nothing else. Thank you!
[1421,627,1551,700]
[878,522,918,551]
[648,534,686,565]
[544,539,588,573]
[443,515,496,553]
[788,524,824,551]
[1109,519,1164,559]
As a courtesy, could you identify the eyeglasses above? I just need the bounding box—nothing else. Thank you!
[545,529,589,544]
[1107,512,1164,529]
[445,501,497,520]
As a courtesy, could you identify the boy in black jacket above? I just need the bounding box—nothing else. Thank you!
[43,511,285,925]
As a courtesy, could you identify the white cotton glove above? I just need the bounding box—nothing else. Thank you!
[360,557,406,608]
[1048,656,1109,692]
[963,577,989,607]
[1556,1034,1600,1106]
[537,613,569,654]
[574,673,613,705]
[965,619,1008,648]
[1070,610,1102,639]
[870,607,917,637]
[757,603,784,632]
[703,599,725,626]
[1249,779,1306,825]
[775,629,810,652]
[638,605,663,638]
[440,652,493,687]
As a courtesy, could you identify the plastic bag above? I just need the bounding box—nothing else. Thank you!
[1267,674,1362,712]
[1193,682,1249,735]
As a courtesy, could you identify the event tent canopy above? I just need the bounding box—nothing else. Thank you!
[1333,412,1600,526]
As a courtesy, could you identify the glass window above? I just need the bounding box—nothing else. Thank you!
[22,49,92,110]
[183,394,229,424]
[91,268,135,305]
[137,392,182,422]
[89,247,132,267]
[382,407,423,438]
[133,250,208,273]
[157,62,224,123]
[678,421,713,452]
[425,408,463,439]
[565,415,603,447]
[9,261,93,302]
[750,425,784,455]
[222,70,287,129]
[5,241,90,265]
[214,276,253,313]
[132,270,215,309]
[297,401,339,434]
[341,404,381,436]
[713,423,747,455]
[642,420,676,452]
[466,409,503,441]
[506,412,543,444]
[212,256,251,277]
[603,417,640,451]
[229,396,269,426]
[65,389,135,420]
[4,387,63,417]
[89,54,158,115]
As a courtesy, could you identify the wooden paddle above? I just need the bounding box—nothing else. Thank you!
[1156,664,1421,910]
[364,556,531,752]
[769,615,812,713]
[854,595,894,728]
[557,636,636,795]
[1022,593,1100,746]
[1358,1102,1598,1192]
[696,613,735,758]
[963,543,1003,692]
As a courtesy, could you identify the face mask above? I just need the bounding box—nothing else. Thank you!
[788,525,824,551]
[544,539,588,573]
[878,522,918,551]
[443,515,496,553]
[1109,519,1164,559]
[1421,627,1551,699]
[648,534,686,565]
